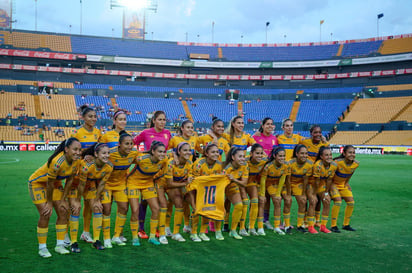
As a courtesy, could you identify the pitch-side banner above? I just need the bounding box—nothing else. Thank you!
[0,0,10,28]
[123,10,144,39]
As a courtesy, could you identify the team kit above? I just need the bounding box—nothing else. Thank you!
[28,107,358,258]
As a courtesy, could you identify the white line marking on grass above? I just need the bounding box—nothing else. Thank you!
[0,158,20,164]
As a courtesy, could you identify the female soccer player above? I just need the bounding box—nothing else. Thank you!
[192,143,225,241]
[100,109,128,148]
[102,131,139,247]
[77,143,113,250]
[277,119,304,161]
[252,117,279,156]
[168,120,199,234]
[127,141,167,245]
[330,145,359,233]
[28,137,81,258]
[312,146,337,233]
[133,111,171,239]
[244,143,266,236]
[224,115,255,232]
[223,147,249,240]
[260,146,292,235]
[161,142,194,243]
[288,144,312,233]
[197,117,230,160]
[70,105,101,243]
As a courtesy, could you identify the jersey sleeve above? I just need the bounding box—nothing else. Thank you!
[78,161,89,182]
[47,161,61,180]
[313,162,321,178]
[133,130,146,145]
[247,134,256,146]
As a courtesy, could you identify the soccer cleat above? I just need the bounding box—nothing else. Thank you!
[239,229,249,237]
[64,233,71,247]
[297,226,308,233]
[92,240,104,250]
[248,228,258,236]
[342,225,356,231]
[38,248,52,258]
[148,237,161,246]
[308,226,318,234]
[279,223,285,230]
[159,235,168,245]
[183,225,192,234]
[172,233,186,242]
[274,227,286,235]
[165,227,173,237]
[285,227,293,234]
[70,242,81,253]
[209,221,216,232]
[199,233,210,241]
[112,237,126,246]
[257,228,266,236]
[119,235,127,242]
[104,239,113,249]
[138,230,149,239]
[330,226,341,233]
[264,221,274,230]
[320,225,332,234]
[80,232,93,243]
[229,230,243,240]
[215,231,225,240]
[190,234,202,242]
[222,224,230,232]
[132,238,141,246]
[54,244,70,255]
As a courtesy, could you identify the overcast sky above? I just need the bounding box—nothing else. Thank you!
[11,0,412,44]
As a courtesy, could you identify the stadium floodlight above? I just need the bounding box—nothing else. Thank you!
[111,0,157,11]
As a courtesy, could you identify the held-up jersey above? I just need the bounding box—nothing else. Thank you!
[300,138,329,162]
[277,134,304,161]
[192,158,223,177]
[186,175,231,221]
[333,158,359,188]
[29,152,80,188]
[106,148,139,190]
[197,134,230,160]
[223,132,255,151]
[288,158,313,184]
[127,154,166,188]
[70,126,101,150]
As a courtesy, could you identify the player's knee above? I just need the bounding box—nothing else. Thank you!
[347,201,355,206]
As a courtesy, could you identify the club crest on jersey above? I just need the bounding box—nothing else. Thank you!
[164,134,168,139]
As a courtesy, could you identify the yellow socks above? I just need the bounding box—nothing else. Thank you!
[257,216,264,229]
[283,213,291,227]
[103,215,111,240]
[37,226,48,245]
[297,212,305,227]
[230,202,243,231]
[343,201,355,226]
[159,208,168,236]
[239,198,249,230]
[173,208,184,234]
[150,219,158,238]
[331,201,342,227]
[130,220,139,239]
[114,213,127,238]
[69,215,79,243]
[248,198,258,230]
[92,213,102,242]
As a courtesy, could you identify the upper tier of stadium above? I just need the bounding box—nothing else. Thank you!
[0,30,411,62]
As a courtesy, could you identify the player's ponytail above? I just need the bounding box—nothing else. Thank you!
[47,137,80,167]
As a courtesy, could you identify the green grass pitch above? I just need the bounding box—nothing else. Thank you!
[0,151,411,273]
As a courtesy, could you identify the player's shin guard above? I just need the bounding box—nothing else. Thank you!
[159,208,168,236]
[55,224,67,244]
[297,213,305,227]
[92,213,102,242]
[274,216,281,229]
[248,198,258,230]
[257,216,264,229]
[149,219,158,238]
[69,215,79,243]
[191,213,199,234]
[283,213,291,227]
[343,201,355,226]
[331,201,342,227]
[130,220,139,239]
[239,199,249,230]
[37,226,48,245]
[102,215,111,240]
[114,212,127,238]
[321,215,329,226]
[231,202,243,231]
[173,208,184,234]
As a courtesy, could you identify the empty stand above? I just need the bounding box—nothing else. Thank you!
[379,37,412,55]
[295,99,352,124]
[329,131,378,145]
[187,99,239,123]
[374,84,412,92]
[74,95,112,119]
[242,100,294,124]
[340,41,382,57]
[38,94,78,120]
[0,92,36,118]
[366,131,412,145]
[0,31,71,52]
[343,97,412,124]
